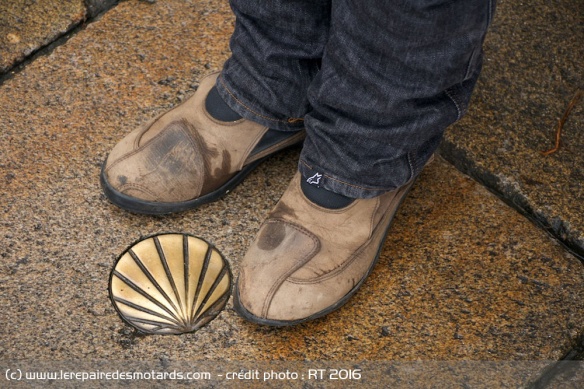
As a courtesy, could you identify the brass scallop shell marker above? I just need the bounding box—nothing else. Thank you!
[109,233,231,334]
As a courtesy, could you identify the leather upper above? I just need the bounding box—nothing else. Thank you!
[237,172,414,322]
[103,72,269,203]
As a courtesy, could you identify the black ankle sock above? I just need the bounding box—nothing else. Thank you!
[205,86,242,121]
[301,178,354,209]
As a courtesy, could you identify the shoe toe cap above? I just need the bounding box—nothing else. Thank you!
[236,269,357,324]
[235,213,377,324]
[236,219,336,323]
[237,219,320,320]
[104,120,206,202]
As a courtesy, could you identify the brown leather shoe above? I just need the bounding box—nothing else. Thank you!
[101,72,304,214]
[234,171,418,326]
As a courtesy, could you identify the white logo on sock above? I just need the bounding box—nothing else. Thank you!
[307,173,322,185]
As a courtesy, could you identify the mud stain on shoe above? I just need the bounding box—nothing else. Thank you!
[257,221,286,251]
[154,142,192,175]
[143,121,196,171]
[212,149,231,182]
[200,149,231,194]
[181,119,227,194]
[179,118,219,160]
[143,126,199,181]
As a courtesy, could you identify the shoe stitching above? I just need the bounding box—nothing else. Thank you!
[282,172,383,283]
[258,218,321,318]
[243,131,305,166]
[287,183,410,284]
[134,122,154,150]
[297,178,361,215]
[133,94,195,148]
[286,228,378,285]
[238,128,270,170]
[197,75,271,169]
[183,118,230,198]
[111,73,261,173]
[107,119,200,174]
[199,78,247,127]
[281,173,381,283]
[202,107,246,126]
[117,183,159,200]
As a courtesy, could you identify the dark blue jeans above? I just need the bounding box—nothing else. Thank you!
[217,0,496,198]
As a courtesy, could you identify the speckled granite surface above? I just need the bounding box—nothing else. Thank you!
[0,0,87,74]
[0,0,119,75]
[0,0,583,387]
[439,0,584,260]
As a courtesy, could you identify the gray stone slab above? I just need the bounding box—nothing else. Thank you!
[439,0,584,260]
[0,1,120,75]
[534,361,584,389]
[0,0,87,74]
[0,2,582,387]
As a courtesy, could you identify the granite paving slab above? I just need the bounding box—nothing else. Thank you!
[0,0,87,74]
[0,0,119,76]
[0,0,583,387]
[439,0,584,260]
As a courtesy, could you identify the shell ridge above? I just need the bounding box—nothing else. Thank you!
[154,236,186,325]
[191,288,230,331]
[126,316,185,333]
[128,249,182,319]
[190,242,213,320]
[113,295,182,327]
[183,235,191,323]
[110,234,232,335]
[113,270,182,325]
[192,265,228,321]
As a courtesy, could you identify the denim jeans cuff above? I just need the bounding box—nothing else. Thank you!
[215,72,305,132]
[298,159,401,199]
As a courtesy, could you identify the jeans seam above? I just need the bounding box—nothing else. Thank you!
[464,48,478,81]
[300,160,395,193]
[406,152,415,183]
[444,88,462,121]
[219,74,304,125]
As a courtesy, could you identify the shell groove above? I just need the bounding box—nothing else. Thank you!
[109,233,232,334]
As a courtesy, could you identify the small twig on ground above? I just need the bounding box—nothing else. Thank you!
[541,89,583,156]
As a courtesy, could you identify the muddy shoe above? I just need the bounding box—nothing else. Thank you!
[101,72,304,214]
[233,171,418,326]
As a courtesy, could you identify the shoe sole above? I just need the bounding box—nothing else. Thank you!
[101,158,264,215]
[232,178,418,327]
[101,133,304,215]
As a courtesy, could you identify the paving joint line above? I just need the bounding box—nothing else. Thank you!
[0,0,121,86]
[438,147,584,266]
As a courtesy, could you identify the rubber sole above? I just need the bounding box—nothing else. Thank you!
[232,178,418,327]
[100,158,267,215]
[101,131,304,215]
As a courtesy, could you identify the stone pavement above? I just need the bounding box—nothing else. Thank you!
[440,0,584,262]
[0,1,118,74]
[0,0,582,387]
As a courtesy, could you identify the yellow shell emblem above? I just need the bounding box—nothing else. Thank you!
[109,233,231,334]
